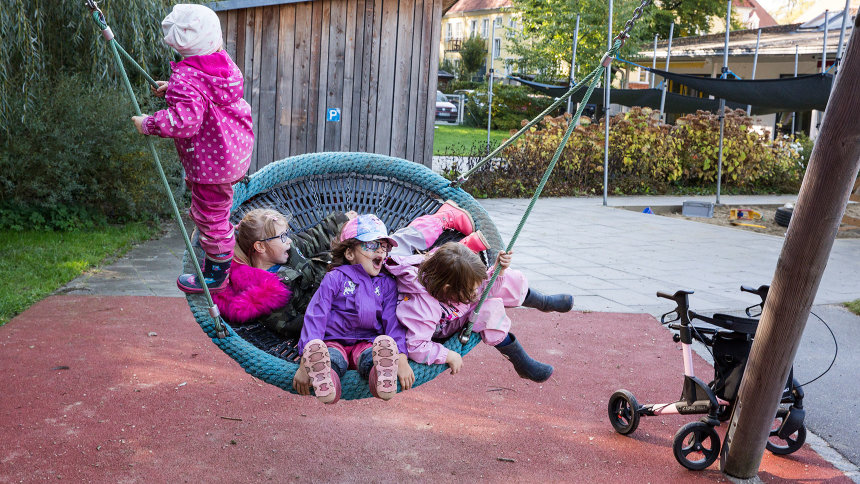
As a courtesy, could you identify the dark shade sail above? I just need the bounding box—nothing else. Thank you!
[509,77,774,115]
[647,68,833,112]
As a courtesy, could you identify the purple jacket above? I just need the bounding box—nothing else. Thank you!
[142,50,253,184]
[299,264,406,355]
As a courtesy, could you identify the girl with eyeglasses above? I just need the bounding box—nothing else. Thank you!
[211,208,350,337]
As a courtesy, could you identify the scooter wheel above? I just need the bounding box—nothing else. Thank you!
[608,389,640,435]
[673,421,721,470]
[766,408,807,455]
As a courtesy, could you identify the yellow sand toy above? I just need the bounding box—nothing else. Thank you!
[729,209,762,220]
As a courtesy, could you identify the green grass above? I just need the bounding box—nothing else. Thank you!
[0,222,161,326]
[845,299,860,316]
[433,124,511,155]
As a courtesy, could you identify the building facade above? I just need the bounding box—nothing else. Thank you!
[439,0,519,83]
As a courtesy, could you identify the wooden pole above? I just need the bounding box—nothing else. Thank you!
[721,13,860,479]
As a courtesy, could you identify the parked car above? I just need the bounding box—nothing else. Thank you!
[435,91,458,123]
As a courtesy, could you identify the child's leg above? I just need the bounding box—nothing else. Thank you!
[368,335,399,400]
[471,298,553,383]
[177,182,235,293]
[389,215,443,257]
[300,340,342,404]
[389,200,476,257]
[521,287,574,313]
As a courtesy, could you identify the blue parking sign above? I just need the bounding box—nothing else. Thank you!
[327,108,341,122]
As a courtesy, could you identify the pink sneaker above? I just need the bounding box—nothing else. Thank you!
[301,339,340,404]
[370,335,399,401]
[433,200,475,235]
[459,230,489,253]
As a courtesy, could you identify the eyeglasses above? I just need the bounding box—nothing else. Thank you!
[259,230,291,244]
[358,240,392,253]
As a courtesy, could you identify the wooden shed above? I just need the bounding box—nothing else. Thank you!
[210,0,457,171]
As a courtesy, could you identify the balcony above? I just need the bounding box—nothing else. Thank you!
[445,38,463,52]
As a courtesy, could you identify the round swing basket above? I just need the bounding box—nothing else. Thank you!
[183,152,502,400]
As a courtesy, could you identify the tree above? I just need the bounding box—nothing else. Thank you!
[0,0,189,134]
[459,35,488,81]
[507,0,731,82]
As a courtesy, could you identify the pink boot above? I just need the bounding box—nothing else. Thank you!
[459,230,489,253]
[433,200,475,235]
[301,340,341,404]
[369,335,399,401]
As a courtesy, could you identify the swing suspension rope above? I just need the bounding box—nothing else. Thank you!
[85,0,227,337]
[457,0,652,343]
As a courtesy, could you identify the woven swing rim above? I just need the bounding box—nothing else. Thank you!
[183,151,502,400]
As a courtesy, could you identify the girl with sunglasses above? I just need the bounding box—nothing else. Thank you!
[293,214,414,404]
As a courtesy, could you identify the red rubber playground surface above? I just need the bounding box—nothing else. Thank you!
[0,295,850,482]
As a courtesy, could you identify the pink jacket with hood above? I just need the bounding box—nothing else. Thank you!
[142,50,254,184]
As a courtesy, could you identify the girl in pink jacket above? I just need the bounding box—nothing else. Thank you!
[132,4,254,294]
[387,243,574,382]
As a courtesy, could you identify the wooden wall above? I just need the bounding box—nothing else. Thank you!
[216,0,442,173]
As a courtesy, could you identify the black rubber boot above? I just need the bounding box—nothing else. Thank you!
[521,288,574,313]
[495,333,553,382]
[177,255,231,294]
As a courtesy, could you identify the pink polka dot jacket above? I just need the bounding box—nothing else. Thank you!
[142,50,254,184]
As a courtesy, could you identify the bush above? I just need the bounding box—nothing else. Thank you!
[463,84,562,130]
[442,107,804,198]
[0,74,184,231]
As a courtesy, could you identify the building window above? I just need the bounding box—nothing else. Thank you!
[493,38,501,58]
[495,16,502,26]
[509,17,516,29]
[482,19,489,38]
[446,23,452,41]
[470,20,477,37]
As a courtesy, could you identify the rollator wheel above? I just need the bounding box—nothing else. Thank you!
[766,408,807,455]
[672,421,721,470]
[607,389,640,435]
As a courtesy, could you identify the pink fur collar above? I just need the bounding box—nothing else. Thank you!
[212,262,291,324]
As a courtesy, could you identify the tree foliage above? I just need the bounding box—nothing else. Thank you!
[507,0,731,82]
[0,0,198,134]
[459,35,488,80]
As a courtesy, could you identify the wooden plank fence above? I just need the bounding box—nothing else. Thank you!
[216,0,441,172]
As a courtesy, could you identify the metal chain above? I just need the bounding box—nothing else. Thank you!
[615,0,653,46]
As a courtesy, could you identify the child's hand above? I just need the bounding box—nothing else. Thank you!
[292,365,311,395]
[397,355,415,390]
[445,350,463,374]
[495,250,513,275]
[131,115,148,135]
[151,80,168,98]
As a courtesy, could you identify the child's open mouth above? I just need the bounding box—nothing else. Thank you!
[372,256,385,269]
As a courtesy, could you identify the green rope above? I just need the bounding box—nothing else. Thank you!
[458,40,622,344]
[451,67,600,186]
[87,6,226,337]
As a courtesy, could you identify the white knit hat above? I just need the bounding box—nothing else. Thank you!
[162,4,223,57]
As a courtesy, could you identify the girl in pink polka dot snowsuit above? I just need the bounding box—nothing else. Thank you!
[133,4,253,294]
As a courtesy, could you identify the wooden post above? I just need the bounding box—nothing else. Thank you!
[721,13,860,478]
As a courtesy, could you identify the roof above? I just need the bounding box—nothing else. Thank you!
[445,0,512,15]
[640,21,854,59]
